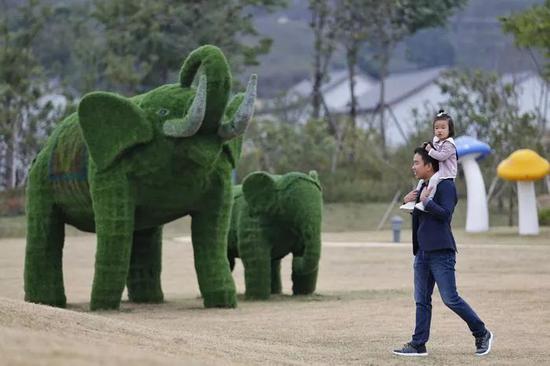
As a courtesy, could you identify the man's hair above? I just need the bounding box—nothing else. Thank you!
[414,147,439,172]
[433,109,455,138]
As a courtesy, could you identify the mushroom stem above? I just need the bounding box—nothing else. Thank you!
[461,157,489,232]
[516,181,539,235]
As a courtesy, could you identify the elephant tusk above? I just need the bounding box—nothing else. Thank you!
[217,74,257,142]
[163,74,207,137]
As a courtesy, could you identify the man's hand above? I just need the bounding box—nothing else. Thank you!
[403,190,418,203]
[420,186,433,204]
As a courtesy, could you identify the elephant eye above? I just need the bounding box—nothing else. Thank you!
[157,108,170,117]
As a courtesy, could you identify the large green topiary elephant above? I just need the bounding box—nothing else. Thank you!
[24,45,256,310]
[228,171,323,299]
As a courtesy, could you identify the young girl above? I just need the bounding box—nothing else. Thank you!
[400,109,457,211]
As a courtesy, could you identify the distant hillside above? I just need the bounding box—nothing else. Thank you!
[246,0,545,97]
[6,0,545,98]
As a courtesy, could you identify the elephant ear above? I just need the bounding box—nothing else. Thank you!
[78,92,153,171]
[308,170,322,190]
[309,170,319,182]
[242,171,277,214]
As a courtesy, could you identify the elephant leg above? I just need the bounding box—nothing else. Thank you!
[190,189,236,308]
[127,226,164,303]
[90,175,134,310]
[241,254,271,300]
[24,182,66,307]
[239,215,272,300]
[292,256,319,295]
[271,259,282,294]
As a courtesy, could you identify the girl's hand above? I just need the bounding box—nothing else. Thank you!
[425,144,432,152]
[403,190,418,203]
[420,187,433,203]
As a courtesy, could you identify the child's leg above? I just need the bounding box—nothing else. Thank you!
[415,173,441,211]
[426,173,441,199]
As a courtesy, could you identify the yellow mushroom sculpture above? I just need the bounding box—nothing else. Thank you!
[497,149,550,235]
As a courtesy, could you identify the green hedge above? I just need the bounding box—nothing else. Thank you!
[539,208,550,226]
[0,188,25,216]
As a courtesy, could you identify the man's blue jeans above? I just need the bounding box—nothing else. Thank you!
[411,249,486,346]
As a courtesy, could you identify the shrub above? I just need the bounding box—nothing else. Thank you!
[0,188,25,216]
[539,208,550,226]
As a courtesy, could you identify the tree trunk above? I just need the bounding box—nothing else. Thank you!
[346,46,358,161]
[320,94,342,173]
[8,119,18,189]
[4,136,15,189]
[0,142,5,189]
[378,46,389,157]
[310,0,334,127]
[311,4,324,120]
[346,48,358,128]
[330,130,345,174]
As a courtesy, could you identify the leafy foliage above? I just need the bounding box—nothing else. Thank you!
[238,117,414,202]
[0,0,68,189]
[330,0,466,154]
[436,68,543,166]
[84,0,286,94]
[539,207,550,226]
[501,0,550,79]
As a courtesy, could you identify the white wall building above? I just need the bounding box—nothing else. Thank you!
[258,67,549,148]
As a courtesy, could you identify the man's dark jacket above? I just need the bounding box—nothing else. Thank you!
[412,179,457,255]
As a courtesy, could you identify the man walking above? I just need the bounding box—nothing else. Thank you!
[393,147,493,357]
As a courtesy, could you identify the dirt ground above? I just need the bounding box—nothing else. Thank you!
[1,231,549,365]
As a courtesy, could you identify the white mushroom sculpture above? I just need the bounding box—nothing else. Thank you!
[455,136,491,232]
[497,149,550,235]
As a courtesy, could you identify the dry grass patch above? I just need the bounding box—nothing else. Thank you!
[0,230,549,365]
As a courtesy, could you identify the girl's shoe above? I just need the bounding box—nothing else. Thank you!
[414,202,426,211]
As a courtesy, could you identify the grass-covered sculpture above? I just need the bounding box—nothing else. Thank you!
[24,45,256,310]
[228,171,322,299]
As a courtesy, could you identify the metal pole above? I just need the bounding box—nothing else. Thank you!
[377,189,401,230]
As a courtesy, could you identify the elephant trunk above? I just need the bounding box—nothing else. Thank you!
[179,45,231,134]
[163,74,207,137]
[217,74,257,142]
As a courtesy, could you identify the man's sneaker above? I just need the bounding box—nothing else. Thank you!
[393,342,428,356]
[475,330,493,356]
[399,202,416,211]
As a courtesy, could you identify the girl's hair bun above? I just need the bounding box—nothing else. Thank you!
[436,109,446,117]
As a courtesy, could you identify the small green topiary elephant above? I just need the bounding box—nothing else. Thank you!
[227,171,323,299]
[24,45,256,310]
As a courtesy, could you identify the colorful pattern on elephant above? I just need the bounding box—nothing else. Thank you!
[48,121,88,182]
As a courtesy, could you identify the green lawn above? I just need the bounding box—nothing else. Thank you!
[322,199,515,231]
[2,200,547,244]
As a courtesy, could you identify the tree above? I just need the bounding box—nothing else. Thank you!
[435,69,542,225]
[333,0,370,135]
[360,0,467,156]
[0,0,65,190]
[405,28,455,68]
[501,0,550,80]
[308,0,337,120]
[437,69,541,159]
[88,0,286,95]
